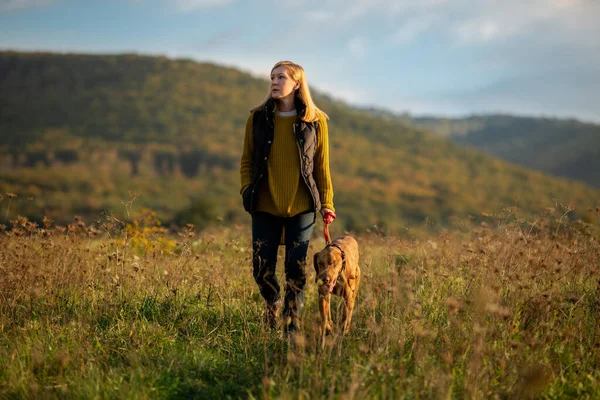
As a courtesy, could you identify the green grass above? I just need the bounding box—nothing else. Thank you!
[1,206,599,399]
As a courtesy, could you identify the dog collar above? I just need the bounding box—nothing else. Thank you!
[326,242,346,279]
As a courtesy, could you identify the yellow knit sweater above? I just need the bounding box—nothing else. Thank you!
[240,110,334,217]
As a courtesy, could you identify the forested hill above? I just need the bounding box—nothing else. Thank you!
[0,51,598,233]
[409,115,600,188]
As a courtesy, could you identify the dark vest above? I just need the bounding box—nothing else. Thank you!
[242,97,321,214]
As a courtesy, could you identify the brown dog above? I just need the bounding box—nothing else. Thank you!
[313,235,360,337]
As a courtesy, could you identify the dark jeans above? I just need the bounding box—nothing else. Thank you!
[252,211,316,331]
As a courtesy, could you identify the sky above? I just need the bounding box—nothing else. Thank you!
[1,0,599,122]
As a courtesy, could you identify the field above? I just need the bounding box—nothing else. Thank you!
[1,205,599,399]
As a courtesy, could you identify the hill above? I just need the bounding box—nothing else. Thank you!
[0,51,598,233]
[409,115,600,188]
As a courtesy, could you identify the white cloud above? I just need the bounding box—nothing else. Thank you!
[453,19,502,44]
[549,0,583,9]
[449,0,600,46]
[347,36,368,59]
[304,10,335,22]
[182,0,600,121]
[0,0,56,12]
[174,0,234,12]
[341,0,385,21]
[390,14,439,45]
[284,0,599,50]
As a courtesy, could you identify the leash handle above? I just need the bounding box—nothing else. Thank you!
[324,223,331,245]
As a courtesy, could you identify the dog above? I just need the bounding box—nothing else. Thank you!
[313,235,360,337]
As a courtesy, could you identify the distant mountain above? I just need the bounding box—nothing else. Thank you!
[1,51,598,232]
[409,115,600,188]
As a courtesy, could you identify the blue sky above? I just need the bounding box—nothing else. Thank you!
[1,0,599,122]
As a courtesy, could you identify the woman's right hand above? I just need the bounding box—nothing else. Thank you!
[321,208,336,224]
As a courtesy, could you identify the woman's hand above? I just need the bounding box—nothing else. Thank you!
[320,208,336,224]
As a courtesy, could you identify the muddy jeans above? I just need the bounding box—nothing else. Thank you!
[251,210,316,332]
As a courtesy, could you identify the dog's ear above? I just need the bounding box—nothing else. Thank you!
[313,253,319,283]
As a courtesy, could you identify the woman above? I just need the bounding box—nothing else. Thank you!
[240,61,336,336]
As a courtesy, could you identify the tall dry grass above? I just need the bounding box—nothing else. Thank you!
[0,205,599,398]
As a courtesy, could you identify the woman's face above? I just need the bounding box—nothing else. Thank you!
[270,66,299,100]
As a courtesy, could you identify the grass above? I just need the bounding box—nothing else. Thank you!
[0,205,599,399]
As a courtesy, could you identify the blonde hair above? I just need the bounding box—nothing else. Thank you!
[251,61,328,122]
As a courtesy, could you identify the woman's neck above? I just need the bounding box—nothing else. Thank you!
[275,95,296,112]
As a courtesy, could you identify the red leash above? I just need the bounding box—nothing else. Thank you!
[324,223,331,245]
[322,210,336,245]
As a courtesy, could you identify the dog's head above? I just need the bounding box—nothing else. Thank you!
[313,246,345,294]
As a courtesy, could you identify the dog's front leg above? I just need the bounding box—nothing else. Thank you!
[319,293,333,338]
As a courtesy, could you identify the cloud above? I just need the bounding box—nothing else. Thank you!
[347,36,368,59]
[0,0,57,12]
[341,0,386,22]
[453,18,502,44]
[447,1,600,46]
[173,0,234,12]
[389,14,439,45]
[182,0,600,121]
[304,10,335,22]
[391,67,600,122]
[287,0,599,49]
